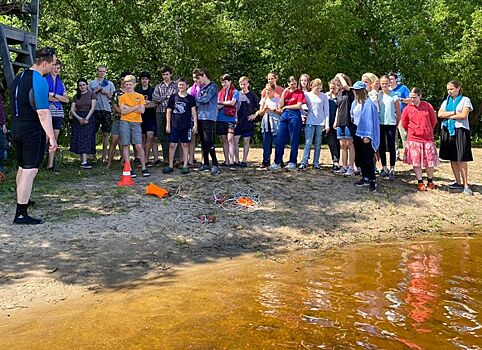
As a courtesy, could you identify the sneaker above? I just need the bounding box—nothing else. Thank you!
[354,167,361,176]
[259,161,269,169]
[198,165,210,172]
[313,164,321,170]
[355,178,369,187]
[239,162,248,168]
[388,170,395,181]
[418,182,427,191]
[134,157,141,164]
[268,163,281,171]
[142,169,151,177]
[448,182,463,190]
[379,169,389,178]
[153,160,162,166]
[130,170,137,178]
[146,161,154,168]
[427,182,436,190]
[463,187,474,196]
[229,164,237,171]
[220,162,229,167]
[298,163,307,170]
[285,162,297,171]
[181,167,189,175]
[211,166,221,176]
[13,214,44,225]
[334,167,346,175]
[369,181,377,193]
[47,167,59,174]
[344,167,354,176]
[332,164,341,172]
[80,162,92,169]
[162,166,173,174]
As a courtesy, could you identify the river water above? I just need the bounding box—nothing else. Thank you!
[2,235,481,349]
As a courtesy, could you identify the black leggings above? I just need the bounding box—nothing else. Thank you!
[354,135,375,181]
[324,128,340,163]
[198,120,219,166]
[379,124,397,167]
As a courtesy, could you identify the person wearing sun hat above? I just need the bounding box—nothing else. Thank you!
[351,80,380,192]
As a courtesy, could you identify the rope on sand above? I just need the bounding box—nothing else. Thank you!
[212,179,261,212]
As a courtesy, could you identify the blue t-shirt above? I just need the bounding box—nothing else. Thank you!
[390,84,410,112]
[217,89,239,123]
[10,69,49,126]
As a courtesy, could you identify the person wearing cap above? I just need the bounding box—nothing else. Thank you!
[351,80,380,192]
[10,47,58,224]
[118,75,150,177]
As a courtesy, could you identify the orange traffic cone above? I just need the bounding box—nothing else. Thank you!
[117,161,135,187]
[146,183,169,198]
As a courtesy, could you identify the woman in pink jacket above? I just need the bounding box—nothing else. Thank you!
[401,87,439,191]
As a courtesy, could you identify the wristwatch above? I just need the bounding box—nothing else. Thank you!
[52,93,56,98]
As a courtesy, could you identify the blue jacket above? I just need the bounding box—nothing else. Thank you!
[196,81,218,121]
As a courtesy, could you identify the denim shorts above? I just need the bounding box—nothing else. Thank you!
[336,126,352,140]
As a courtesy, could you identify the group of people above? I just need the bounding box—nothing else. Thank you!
[5,47,476,224]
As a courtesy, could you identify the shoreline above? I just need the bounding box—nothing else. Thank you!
[1,148,481,319]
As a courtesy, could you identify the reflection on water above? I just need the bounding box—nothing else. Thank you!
[1,236,482,349]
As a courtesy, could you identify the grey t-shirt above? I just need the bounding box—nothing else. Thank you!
[88,78,115,112]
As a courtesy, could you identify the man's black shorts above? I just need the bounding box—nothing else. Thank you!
[13,124,46,169]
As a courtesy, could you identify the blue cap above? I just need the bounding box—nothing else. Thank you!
[352,81,367,90]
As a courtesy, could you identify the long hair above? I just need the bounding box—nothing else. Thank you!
[354,88,368,103]
[447,80,463,95]
[76,78,88,99]
[298,73,311,92]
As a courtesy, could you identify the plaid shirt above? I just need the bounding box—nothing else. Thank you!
[152,81,178,113]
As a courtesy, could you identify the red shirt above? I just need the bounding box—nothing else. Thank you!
[283,88,306,106]
[401,101,437,142]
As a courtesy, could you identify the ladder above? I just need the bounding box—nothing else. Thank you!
[0,0,40,88]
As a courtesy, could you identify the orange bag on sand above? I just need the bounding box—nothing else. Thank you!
[146,183,169,198]
[236,197,255,208]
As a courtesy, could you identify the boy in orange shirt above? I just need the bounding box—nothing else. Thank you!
[119,75,150,177]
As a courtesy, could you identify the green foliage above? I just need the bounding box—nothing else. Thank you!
[1,0,481,139]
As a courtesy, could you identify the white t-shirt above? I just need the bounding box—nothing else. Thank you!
[440,96,472,130]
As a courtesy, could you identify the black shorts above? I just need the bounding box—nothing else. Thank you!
[95,110,113,133]
[141,116,157,136]
[170,128,192,143]
[13,124,46,169]
[52,117,63,130]
[439,126,473,162]
[216,121,236,136]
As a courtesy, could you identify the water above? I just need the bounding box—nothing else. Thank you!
[2,236,481,349]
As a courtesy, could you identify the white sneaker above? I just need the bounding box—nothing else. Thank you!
[344,167,354,176]
[285,162,297,171]
[268,163,281,171]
